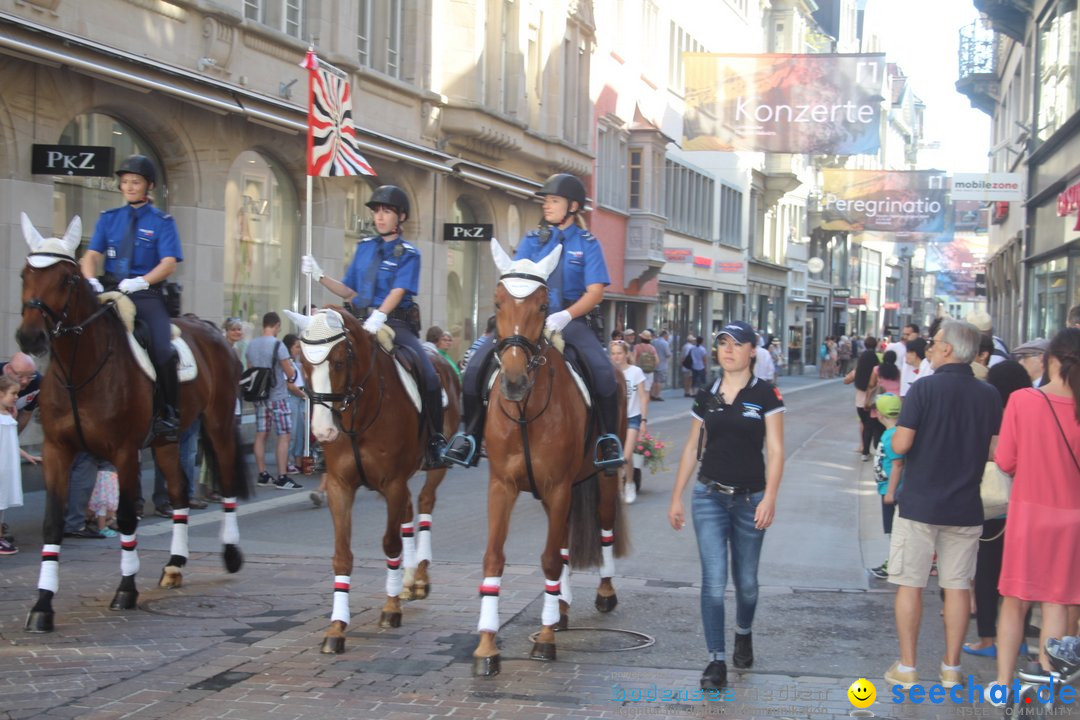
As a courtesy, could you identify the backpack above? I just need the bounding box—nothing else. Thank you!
[873,440,889,493]
[637,346,658,373]
[239,340,281,403]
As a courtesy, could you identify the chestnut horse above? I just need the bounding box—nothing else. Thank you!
[16,213,249,632]
[472,239,629,677]
[284,307,460,654]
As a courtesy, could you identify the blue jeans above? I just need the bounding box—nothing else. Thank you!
[691,482,766,657]
[287,394,308,460]
[153,419,199,507]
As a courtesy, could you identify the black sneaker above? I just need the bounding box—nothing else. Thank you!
[733,632,753,669]
[257,471,274,487]
[275,475,303,490]
[700,660,727,690]
[869,561,889,580]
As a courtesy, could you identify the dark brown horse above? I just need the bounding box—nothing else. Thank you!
[16,213,249,632]
[285,306,460,654]
[472,239,629,676]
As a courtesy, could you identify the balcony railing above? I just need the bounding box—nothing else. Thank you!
[956,21,999,116]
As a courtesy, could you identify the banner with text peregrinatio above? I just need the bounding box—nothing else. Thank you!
[682,53,885,154]
[821,170,949,233]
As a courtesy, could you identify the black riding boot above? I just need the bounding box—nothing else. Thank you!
[442,390,483,468]
[422,388,448,470]
[153,356,180,443]
[594,390,624,472]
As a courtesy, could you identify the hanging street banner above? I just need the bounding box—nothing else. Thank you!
[821,170,949,233]
[951,173,1024,202]
[682,53,885,155]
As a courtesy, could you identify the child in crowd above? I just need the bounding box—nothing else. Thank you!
[87,466,119,538]
[0,375,41,555]
[870,393,904,579]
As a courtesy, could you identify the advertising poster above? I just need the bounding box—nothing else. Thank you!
[821,170,949,233]
[683,53,885,154]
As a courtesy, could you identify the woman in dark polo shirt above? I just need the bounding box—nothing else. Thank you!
[668,321,786,691]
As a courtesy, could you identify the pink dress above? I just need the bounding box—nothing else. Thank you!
[996,389,1080,603]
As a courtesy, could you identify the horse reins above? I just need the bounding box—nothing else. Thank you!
[301,327,383,488]
[23,259,118,451]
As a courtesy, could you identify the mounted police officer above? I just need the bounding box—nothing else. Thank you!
[301,184,448,469]
[80,154,182,442]
[443,173,624,470]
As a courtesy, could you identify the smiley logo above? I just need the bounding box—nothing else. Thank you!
[848,678,877,708]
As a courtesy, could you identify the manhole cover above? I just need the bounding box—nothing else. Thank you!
[142,595,273,619]
[526,627,654,652]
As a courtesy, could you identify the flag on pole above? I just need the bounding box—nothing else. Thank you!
[302,49,376,177]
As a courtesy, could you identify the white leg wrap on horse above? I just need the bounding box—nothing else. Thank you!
[600,529,615,579]
[385,555,404,597]
[559,548,573,606]
[331,575,350,625]
[478,576,501,633]
[220,499,239,544]
[37,544,60,592]
[170,508,189,558]
[120,534,140,576]
[417,513,433,564]
[400,522,417,569]
[542,579,561,626]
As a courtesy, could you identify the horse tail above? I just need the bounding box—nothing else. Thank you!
[200,422,251,501]
[568,475,600,568]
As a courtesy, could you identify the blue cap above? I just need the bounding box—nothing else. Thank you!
[717,321,757,345]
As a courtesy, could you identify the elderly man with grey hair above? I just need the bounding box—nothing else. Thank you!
[882,319,1004,691]
[0,352,41,433]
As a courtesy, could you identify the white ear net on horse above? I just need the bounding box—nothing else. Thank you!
[495,244,563,299]
[299,309,346,365]
[22,213,84,268]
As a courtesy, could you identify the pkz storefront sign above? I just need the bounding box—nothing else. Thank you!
[32,144,115,177]
[442,223,493,241]
[1057,180,1080,231]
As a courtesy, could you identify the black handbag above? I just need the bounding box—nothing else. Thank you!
[239,341,280,402]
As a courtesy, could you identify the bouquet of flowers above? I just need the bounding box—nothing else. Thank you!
[633,432,667,474]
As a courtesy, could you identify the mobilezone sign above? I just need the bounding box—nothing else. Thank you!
[951,173,1025,202]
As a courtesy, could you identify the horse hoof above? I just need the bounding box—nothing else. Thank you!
[473,654,501,677]
[109,589,139,611]
[594,593,618,613]
[530,642,557,661]
[223,544,243,573]
[557,613,569,631]
[159,566,183,589]
[24,610,54,633]
[413,583,429,600]
[378,612,402,628]
[320,636,346,654]
[398,587,414,601]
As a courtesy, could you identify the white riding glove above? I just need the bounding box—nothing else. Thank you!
[363,309,387,335]
[118,276,150,294]
[301,255,324,282]
[545,310,573,334]
[87,277,104,294]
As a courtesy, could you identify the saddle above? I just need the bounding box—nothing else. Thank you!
[99,292,197,383]
[371,324,446,414]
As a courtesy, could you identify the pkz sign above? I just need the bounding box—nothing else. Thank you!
[32,145,115,177]
[443,223,493,241]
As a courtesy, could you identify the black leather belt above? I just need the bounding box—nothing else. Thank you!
[699,479,755,496]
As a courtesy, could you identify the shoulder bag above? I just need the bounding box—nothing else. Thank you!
[239,340,281,403]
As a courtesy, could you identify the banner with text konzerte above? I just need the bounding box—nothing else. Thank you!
[821,170,949,233]
[682,53,885,154]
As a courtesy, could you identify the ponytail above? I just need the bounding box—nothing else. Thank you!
[1047,328,1080,423]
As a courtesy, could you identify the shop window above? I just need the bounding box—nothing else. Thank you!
[1028,257,1069,339]
[53,114,164,249]
[224,151,299,324]
[446,197,482,362]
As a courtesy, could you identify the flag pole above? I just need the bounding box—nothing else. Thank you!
[304,172,312,459]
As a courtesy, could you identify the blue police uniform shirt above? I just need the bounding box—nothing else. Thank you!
[342,236,420,309]
[514,224,610,313]
[89,203,183,278]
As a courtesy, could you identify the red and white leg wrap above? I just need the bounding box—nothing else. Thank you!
[331,575,350,625]
[385,555,403,597]
[219,498,239,544]
[542,579,561,626]
[558,548,573,606]
[417,513,433,564]
[120,534,139,576]
[400,522,416,570]
[600,529,615,578]
[170,508,189,558]
[37,544,60,593]
[477,576,501,633]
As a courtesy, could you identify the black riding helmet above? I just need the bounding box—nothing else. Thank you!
[537,173,586,211]
[116,154,157,186]
[365,185,410,219]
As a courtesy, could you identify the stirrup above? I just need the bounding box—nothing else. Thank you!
[442,432,477,468]
[593,434,625,469]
